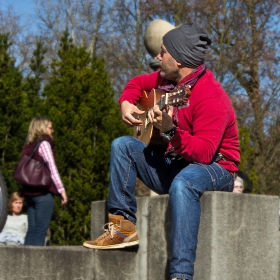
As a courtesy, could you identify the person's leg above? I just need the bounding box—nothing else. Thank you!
[169,162,234,280]
[34,193,54,246]
[25,193,54,246]
[83,136,182,249]
[107,136,176,223]
[24,196,36,245]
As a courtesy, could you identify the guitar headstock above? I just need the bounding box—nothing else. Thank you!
[166,85,191,109]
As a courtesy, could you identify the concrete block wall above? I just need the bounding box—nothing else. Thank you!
[91,192,280,280]
[0,246,95,280]
[196,193,279,280]
[0,192,279,280]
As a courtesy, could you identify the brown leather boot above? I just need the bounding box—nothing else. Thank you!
[83,213,139,249]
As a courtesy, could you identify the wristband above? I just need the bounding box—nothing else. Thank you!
[161,127,177,142]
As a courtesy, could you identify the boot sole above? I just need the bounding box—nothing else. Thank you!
[83,240,139,249]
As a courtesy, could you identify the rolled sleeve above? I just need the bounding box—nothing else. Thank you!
[38,141,65,193]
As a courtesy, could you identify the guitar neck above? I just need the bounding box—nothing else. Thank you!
[158,93,169,111]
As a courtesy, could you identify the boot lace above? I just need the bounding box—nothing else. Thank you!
[97,222,119,240]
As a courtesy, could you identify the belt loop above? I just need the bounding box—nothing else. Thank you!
[230,171,237,179]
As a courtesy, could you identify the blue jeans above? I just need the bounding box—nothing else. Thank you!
[107,136,234,280]
[24,193,54,246]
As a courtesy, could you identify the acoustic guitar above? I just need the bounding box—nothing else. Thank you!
[134,85,190,148]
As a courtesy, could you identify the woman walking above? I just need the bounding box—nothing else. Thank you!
[20,117,67,246]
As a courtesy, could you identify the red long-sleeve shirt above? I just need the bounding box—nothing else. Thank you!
[120,69,240,172]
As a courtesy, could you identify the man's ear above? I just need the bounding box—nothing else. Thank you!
[177,61,184,68]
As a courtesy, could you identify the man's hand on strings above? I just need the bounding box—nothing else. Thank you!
[121,101,145,127]
[148,105,174,132]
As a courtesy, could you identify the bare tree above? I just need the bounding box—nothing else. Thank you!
[197,0,280,194]
[33,0,109,60]
[99,0,152,95]
[140,0,194,26]
[138,0,280,194]
[0,5,35,71]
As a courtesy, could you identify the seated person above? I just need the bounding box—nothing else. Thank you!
[233,176,244,193]
[0,192,28,245]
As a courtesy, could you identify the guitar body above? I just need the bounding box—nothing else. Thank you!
[134,86,190,151]
[134,89,168,150]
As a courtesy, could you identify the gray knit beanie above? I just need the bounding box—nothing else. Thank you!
[162,22,212,68]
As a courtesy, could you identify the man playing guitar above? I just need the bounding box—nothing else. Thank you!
[84,22,240,280]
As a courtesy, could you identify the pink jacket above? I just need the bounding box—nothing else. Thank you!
[120,69,240,172]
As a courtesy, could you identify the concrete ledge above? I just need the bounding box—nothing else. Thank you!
[0,192,279,280]
[0,246,94,280]
[91,192,280,280]
[0,246,140,280]
[196,193,279,280]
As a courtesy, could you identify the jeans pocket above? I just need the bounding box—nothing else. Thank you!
[213,162,226,179]
[214,163,234,191]
[219,180,234,192]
